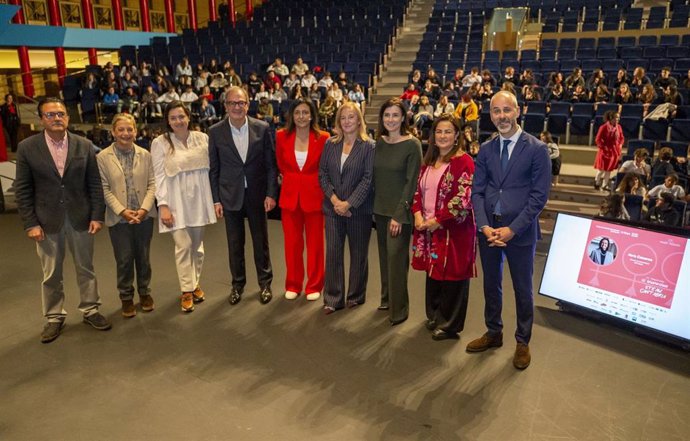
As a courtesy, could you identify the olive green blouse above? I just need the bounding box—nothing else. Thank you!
[373,137,422,224]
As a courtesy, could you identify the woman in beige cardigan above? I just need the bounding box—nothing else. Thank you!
[97,113,157,318]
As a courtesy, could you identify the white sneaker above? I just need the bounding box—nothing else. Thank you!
[284,290,299,300]
[306,292,321,301]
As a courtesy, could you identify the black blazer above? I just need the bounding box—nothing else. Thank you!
[14,131,105,234]
[318,137,375,217]
[208,116,278,211]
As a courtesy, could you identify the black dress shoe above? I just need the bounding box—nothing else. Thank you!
[259,287,272,304]
[431,328,459,341]
[377,304,389,311]
[390,317,408,326]
[425,319,437,331]
[228,288,242,305]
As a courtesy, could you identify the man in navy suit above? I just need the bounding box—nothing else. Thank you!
[466,91,551,369]
[209,86,278,305]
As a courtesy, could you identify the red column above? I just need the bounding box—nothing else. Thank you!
[46,0,66,87]
[228,0,236,27]
[245,0,253,20]
[111,0,124,30]
[9,0,34,97]
[140,0,151,31]
[80,0,99,65]
[18,46,35,98]
[164,0,176,33]
[208,0,217,22]
[87,49,99,65]
[47,0,61,25]
[55,48,67,87]
[9,0,25,23]
[187,0,197,31]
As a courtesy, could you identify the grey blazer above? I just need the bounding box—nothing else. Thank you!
[15,131,105,234]
[208,116,278,211]
[96,144,157,227]
[318,137,375,217]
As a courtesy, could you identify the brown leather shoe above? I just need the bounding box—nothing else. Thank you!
[181,292,195,313]
[465,332,503,353]
[140,295,155,312]
[513,343,531,369]
[192,286,205,303]
[122,300,136,318]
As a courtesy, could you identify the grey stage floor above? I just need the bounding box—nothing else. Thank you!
[1,212,689,441]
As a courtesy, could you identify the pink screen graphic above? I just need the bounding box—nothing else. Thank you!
[577,220,686,309]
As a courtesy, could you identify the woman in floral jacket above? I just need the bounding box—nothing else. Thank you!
[412,114,476,341]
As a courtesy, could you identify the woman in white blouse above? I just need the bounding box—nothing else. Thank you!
[327,83,343,107]
[151,101,217,312]
[434,95,455,117]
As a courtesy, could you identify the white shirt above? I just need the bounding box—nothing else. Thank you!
[648,184,685,199]
[295,149,308,171]
[180,91,199,102]
[499,127,523,161]
[340,152,349,172]
[301,75,317,88]
[230,117,249,187]
[229,117,249,163]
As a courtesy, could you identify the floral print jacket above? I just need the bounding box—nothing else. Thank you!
[411,153,477,281]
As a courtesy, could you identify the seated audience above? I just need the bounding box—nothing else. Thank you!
[598,193,630,220]
[645,192,680,226]
[647,174,686,200]
[616,172,647,197]
[618,149,651,184]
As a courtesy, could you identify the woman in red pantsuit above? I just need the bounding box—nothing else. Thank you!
[276,98,330,301]
[593,110,624,191]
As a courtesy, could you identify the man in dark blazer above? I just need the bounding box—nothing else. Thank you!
[14,97,111,343]
[209,86,278,305]
[466,91,551,369]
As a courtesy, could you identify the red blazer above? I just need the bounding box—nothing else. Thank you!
[276,128,329,212]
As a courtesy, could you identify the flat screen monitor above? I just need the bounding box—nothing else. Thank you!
[539,213,690,342]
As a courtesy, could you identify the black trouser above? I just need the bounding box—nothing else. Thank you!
[223,194,273,291]
[425,276,470,334]
[108,218,154,301]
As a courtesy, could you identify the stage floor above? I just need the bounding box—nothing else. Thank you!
[1,213,689,441]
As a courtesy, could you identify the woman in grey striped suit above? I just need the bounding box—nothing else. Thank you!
[318,102,375,314]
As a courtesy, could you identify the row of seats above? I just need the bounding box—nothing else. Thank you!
[542,5,690,32]
[120,1,408,93]
[623,195,687,226]
[477,101,690,143]
[543,35,690,50]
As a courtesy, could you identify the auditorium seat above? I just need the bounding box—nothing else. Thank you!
[619,104,644,140]
[546,102,571,136]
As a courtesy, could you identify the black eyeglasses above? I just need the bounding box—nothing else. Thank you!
[43,111,67,119]
[225,101,248,107]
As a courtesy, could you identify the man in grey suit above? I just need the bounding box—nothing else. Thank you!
[15,97,111,343]
[209,86,278,305]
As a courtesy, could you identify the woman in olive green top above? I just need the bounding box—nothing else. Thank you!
[374,98,423,325]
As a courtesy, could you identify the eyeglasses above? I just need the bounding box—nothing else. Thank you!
[43,112,67,119]
[225,101,248,107]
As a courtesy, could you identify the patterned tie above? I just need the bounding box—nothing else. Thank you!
[501,139,511,172]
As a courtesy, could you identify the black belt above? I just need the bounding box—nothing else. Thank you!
[492,214,503,222]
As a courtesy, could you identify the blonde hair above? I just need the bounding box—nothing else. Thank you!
[332,102,370,143]
[111,113,137,129]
